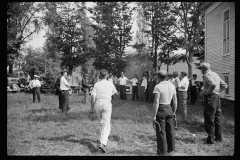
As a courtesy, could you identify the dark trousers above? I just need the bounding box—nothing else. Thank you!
[119,85,127,100]
[190,86,197,104]
[32,87,40,103]
[61,90,70,113]
[58,92,62,110]
[132,86,138,101]
[156,104,175,155]
[140,86,146,102]
[204,93,222,143]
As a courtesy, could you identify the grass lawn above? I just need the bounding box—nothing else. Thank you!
[7,92,234,156]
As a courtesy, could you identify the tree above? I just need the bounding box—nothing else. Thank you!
[44,2,92,75]
[136,2,181,72]
[40,71,56,94]
[89,2,134,76]
[7,2,46,74]
[172,2,205,77]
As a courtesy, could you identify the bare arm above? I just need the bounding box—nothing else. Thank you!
[171,93,177,114]
[152,93,160,121]
[91,95,96,111]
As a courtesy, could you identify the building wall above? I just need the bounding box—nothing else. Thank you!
[205,2,235,101]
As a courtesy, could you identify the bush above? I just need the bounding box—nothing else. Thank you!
[40,71,56,94]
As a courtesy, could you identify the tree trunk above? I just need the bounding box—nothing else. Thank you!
[68,65,73,76]
[9,63,13,74]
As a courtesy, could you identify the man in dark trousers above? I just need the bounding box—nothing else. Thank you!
[198,63,228,144]
[152,70,177,156]
[130,74,138,101]
[148,73,155,103]
[82,74,92,104]
[60,70,71,113]
[29,75,41,103]
[189,74,198,105]
[55,71,64,111]
[118,72,128,100]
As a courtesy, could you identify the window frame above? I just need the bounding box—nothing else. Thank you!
[223,8,230,56]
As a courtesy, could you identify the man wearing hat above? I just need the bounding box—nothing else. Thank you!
[178,71,189,124]
[152,70,177,156]
[82,73,92,104]
[140,73,148,102]
[118,72,128,100]
[60,70,71,113]
[90,69,118,153]
[29,75,41,103]
[55,71,65,111]
[198,63,228,144]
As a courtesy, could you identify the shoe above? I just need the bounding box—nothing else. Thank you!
[205,140,214,144]
[214,138,223,142]
[98,143,106,153]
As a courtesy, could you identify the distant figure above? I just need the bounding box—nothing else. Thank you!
[198,63,228,144]
[82,74,92,104]
[130,74,138,101]
[148,73,155,103]
[29,75,41,103]
[90,69,118,153]
[60,70,71,113]
[177,71,189,125]
[118,72,128,100]
[55,71,64,111]
[172,71,180,114]
[140,73,147,102]
[152,70,177,156]
[189,74,198,105]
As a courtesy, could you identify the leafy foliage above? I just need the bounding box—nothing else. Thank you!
[7,2,46,74]
[89,2,134,76]
[40,71,56,94]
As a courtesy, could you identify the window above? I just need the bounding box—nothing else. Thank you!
[223,9,230,56]
[224,76,229,94]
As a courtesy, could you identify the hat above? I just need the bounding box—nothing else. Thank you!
[181,71,187,76]
[34,75,39,78]
[198,63,210,70]
[173,71,178,76]
[168,72,173,76]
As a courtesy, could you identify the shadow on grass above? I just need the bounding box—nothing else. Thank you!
[108,149,156,156]
[38,135,98,154]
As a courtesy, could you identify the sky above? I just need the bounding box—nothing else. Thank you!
[25,2,185,54]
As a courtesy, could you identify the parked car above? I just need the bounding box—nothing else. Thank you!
[7,74,19,87]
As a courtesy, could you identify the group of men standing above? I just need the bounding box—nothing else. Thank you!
[51,62,228,155]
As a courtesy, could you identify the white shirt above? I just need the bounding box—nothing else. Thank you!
[168,78,175,84]
[153,81,176,104]
[118,76,128,85]
[60,76,70,90]
[130,78,138,86]
[178,76,189,91]
[29,79,41,88]
[91,79,117,99]
[108,77,113,83]
[141,78,147,89]
[191,79,197,86]
[172,77,180,89]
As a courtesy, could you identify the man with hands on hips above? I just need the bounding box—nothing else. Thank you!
[152,70,177,156]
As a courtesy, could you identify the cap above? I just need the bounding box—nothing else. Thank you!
[181,71,187,76]
[168,72,173,76]
[173,71,178,76]
[198,63,210,70]
[34,75,39,78]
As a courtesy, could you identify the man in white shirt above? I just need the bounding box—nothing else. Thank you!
[118,72,128,100]
[152,70,177,156]
[130,74,138,101]
[140,73,147,102]
[107,72,114,83]
[29,75,41,103]
[177,71,189,124]
[60,70,71,113]
[90,69,118,153]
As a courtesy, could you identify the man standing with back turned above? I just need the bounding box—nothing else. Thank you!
[152,70,177,156]
[90,69,118,153]
[198,63,228,144]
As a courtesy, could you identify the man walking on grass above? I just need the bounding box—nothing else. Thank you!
[152,70,177,156]
[60,70,71,113]
[118,72,128,100]
[29,75,41,103]
[90,69,118,153]
[55,71,64,111]
[198,63,228,144]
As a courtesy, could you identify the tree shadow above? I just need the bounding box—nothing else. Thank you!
[37,135,98,154]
